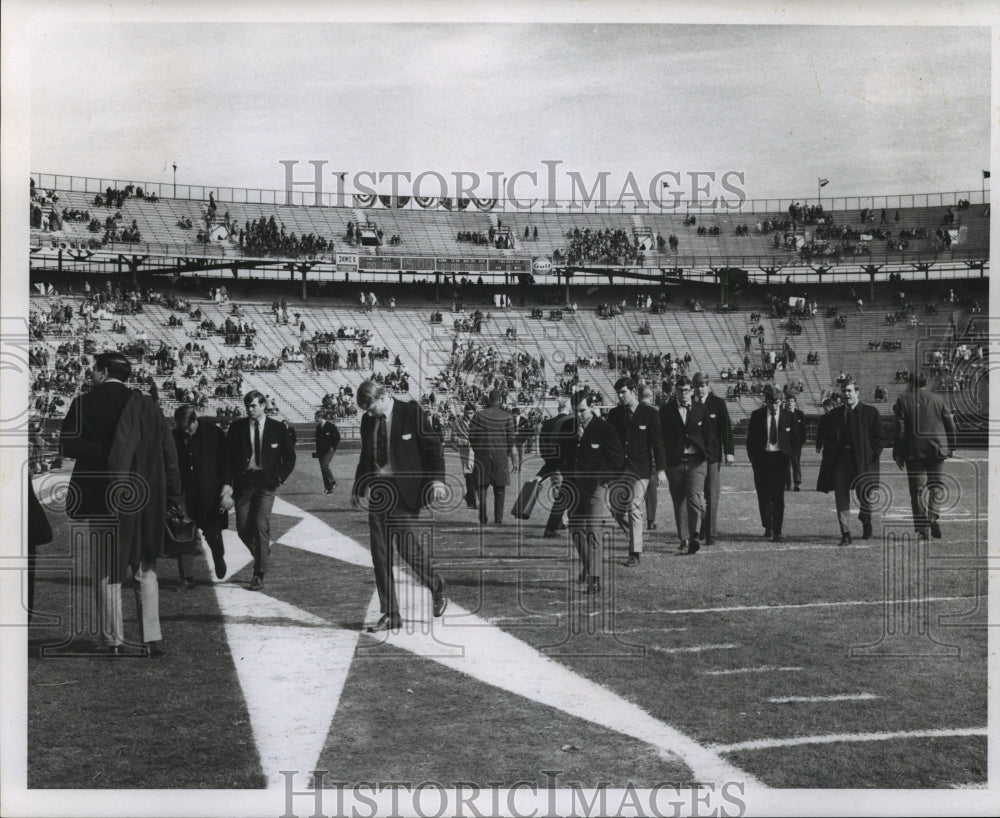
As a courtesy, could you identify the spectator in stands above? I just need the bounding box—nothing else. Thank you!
[470,390,515,526]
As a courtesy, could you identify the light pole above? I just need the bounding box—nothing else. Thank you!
[172,163,177,198]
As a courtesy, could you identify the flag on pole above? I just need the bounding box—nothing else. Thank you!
[983,170,991,179]
[818,178,830,187]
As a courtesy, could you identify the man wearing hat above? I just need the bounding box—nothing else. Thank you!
[746,384,798,542]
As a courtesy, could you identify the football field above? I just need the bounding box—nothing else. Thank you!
[23,446,988,808]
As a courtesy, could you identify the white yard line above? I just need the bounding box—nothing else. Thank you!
[622,594,975,616]
[766,693,879,703]
[702,666,803,676]
[710,726,987,754]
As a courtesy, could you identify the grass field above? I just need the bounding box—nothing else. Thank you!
[21,445,989,805]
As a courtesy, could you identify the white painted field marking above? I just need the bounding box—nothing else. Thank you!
[702,666,803,676]
[767,693,879,703]
[710,726,987,754]
[362,588,763,787]
[647,643,740,654]
[624,594,975,617]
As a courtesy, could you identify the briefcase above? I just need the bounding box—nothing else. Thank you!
[511,478,542,520]
[163,505,199,557]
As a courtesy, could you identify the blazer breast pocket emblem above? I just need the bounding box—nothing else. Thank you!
[590,443,600,449]
[638,425,647,430]
[401,433,413,440]
[269,442,278,448]
[709,413,717,419]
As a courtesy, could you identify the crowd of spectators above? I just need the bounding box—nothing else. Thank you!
[554,227,645,266]
[239,215,333,258]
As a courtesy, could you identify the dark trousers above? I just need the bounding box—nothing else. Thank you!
[235,473,274,576]
[666,456,707,542]
[318,450,336,491]
[700,460,721,539]
[833,453,876,533]
[477,485,506,524]
[367,503,442,616]
[463,473,477,507]
[752,452,788,534]
[905,457,945,534]
[645,475,657,526]
[787,447,802,488]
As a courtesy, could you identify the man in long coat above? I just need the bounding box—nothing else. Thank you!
[470,390,515,525]
[816,380,886,545]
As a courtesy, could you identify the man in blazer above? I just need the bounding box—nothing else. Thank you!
[566,389,623,594]
[223,390,296,590]
[607,378,666,566]
[539,396,575,537]
[470,390,515,526]
[352,381,448,632]
[693,373,734,545]
[659,375,708,554]
[746,384,798,542]
[314,411,341,493]
[816,380,886,545]
[892,372,957,539]
[173,406,231,584]
[784,395,807,491]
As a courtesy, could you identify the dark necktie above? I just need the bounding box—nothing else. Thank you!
[375,415,388,467]
[253,420,261,467]
[769,410,778,445]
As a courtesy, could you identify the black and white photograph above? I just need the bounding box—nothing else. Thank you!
[1,2,996,816]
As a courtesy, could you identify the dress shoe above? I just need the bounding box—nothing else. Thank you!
[213,554,227,580]
[930,521,942,539]
[144,641,166,658]
[367,614,402,633]
[676,540,689,554]
[772,533,784,543]
[686,538,701,555]
[704,536,715,546]
[558,523,567,530]
[578,568,588,583]
[585,577,601,594]
[324,487,334,494]
[646,521,657,531]
[250,574,264,591]
[542,529,558,538]
[838,532,853,547]
[625,553,641,567]
[763,528,773,539]
[916,530,929,541]
[793,485,801,492]
[433,593,448,617]
[862,522,873,540]
[182,577,197,591]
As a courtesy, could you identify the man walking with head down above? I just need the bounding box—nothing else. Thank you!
[352,382,449,632]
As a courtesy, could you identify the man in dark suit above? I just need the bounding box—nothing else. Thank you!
[222,390,296,590]
[607,377,666,566]
[785,395,807,491]
[816,380,886,545]
[693,373,734,545]
[746,384,798,542]
[173,406,231,585]
[61,351,182,655]
[351,381,448,632]
[659,375,708,554]
[892,372,957,539]
[470,390,515,525]
[539,396,575,537]
[314,411,341,494]
[639,385,660,531]
[566,389,623,594]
